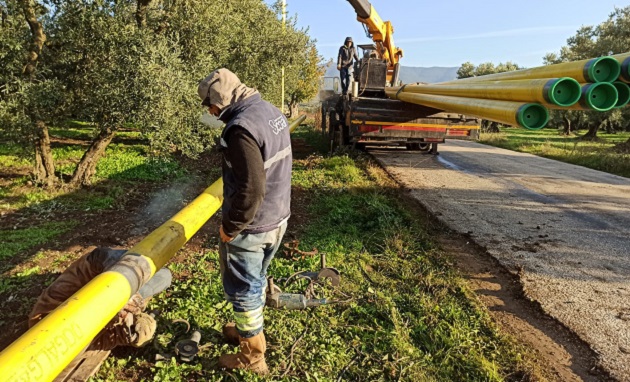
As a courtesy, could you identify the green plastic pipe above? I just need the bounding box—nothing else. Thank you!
[613,82,630,108]
[548,82,618,112]
[612,52,630,83]
[386,88,549,130]
[401,78,581,107]
[0,115,306,382]
[441,56,621,84]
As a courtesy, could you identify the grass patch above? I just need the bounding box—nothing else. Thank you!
[0,266,48,294]
[95,144,184,181]
[52,143,184,181]
[0,221,77,260]
[480,128,630,178]
[94,134,539,381]
[0,143,31,168]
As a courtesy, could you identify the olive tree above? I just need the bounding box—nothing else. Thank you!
[544,6,630,142]
[1,0,323,187]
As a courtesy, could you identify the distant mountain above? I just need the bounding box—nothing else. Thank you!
[324,63,458,84]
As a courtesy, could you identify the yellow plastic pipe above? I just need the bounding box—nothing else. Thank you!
[0,115,306,382]
[612,52,630,83]
[386,88,548,130]
[400,78,581,107]
[440,56,620,84]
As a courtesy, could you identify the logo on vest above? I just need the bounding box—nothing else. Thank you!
[269,116,288,135]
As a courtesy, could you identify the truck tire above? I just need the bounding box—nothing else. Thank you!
[329,110,340,152]
[405,142,430,151]
[320,104,328,136]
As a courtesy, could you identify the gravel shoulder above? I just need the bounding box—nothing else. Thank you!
[371,141,630,381]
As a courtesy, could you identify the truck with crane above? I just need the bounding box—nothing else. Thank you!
[321,0,481,152]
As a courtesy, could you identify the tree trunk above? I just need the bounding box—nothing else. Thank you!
[481,120,500,133]
[562,115,572,135]
[135,0,152,28]
[288,102,299,119]
[2,4,7,27]
[19,0,46,80]
[581,117,608,141]
[154,0,174,34]
[19,0,58,186]
[69,128,116,187]
[33,120,57,186]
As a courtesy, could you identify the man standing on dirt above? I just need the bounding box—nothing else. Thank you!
[198,68,291,375]
[337,36,359,95]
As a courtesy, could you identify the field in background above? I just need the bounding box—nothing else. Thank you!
[479,128,630,178]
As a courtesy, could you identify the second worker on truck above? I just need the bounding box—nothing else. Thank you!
[337,36,359,95]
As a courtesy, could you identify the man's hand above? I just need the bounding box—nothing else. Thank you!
[337,65,341,70]
[219,226,233,243]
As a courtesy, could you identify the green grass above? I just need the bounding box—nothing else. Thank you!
[0,143,31,168]
[49,125,144,141]
[95,144,184,181]
[0,221,77,260]
[480,128,630,178]
[93,150,538,381]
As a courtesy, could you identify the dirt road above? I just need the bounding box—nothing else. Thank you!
[371,141,630,381]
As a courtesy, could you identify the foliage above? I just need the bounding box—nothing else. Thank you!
[544,6,630,138]
[456,61,521,79]
[0,0,322,185]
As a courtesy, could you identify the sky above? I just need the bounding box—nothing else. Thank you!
[264,0,624,68]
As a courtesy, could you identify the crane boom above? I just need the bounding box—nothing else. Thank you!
[346,0,403,67]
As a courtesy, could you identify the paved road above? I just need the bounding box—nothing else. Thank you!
[371,141,630,381]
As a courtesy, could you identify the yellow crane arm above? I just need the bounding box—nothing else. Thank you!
[346,0,403,65]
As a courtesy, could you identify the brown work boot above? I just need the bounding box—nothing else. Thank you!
[222,322,240,345]
[218,331,268,374]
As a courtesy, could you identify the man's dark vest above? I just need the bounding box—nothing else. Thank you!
[219,94,291,233]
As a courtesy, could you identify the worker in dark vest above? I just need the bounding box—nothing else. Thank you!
[198,68,291,375]
[337,36,359,95]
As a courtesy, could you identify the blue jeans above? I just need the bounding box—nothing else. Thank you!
[340,67,350,95]
[219,221,287,337]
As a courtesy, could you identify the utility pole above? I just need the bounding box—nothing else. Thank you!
[281,0,286,114]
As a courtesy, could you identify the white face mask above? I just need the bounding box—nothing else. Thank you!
[200,112,224,129]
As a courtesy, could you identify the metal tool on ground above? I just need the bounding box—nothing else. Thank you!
[265,254,342,310]
[287,253,340,287]
[155,321,203,363]
[175,331,202,362]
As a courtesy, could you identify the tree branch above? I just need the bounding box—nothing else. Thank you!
[18,0,46,79]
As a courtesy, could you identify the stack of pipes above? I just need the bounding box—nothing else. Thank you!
[385,53,630,130]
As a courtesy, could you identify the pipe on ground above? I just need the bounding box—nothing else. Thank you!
[0,115,306,382]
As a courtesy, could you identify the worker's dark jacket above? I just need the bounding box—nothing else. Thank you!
[337,45,359,69]
[219,94,292,236]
